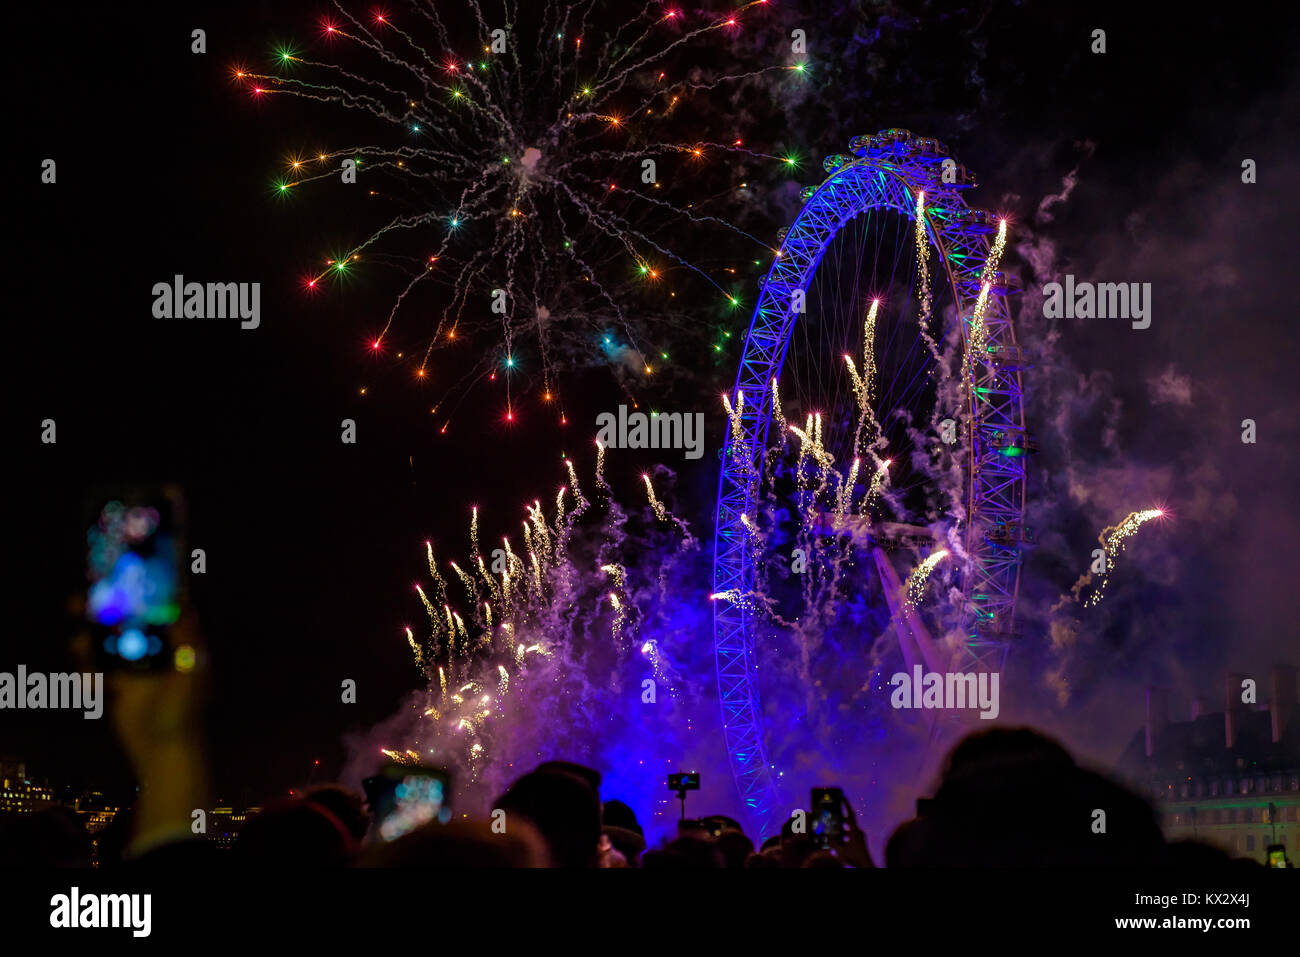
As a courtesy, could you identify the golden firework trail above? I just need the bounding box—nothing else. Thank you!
[1085,508,1165,608]
[601,563,627,593]
[594,439,612,499]
[601,563,629,643]
[968,281,993,358]
[722,389,746,449]
[561,458,591,527]
[640,638,665,682]
[405,626,423,670]
[845,298,883,461]
[415,584,437,619]
[402,450,691,780]
[475,554,502,605]
[785,420,811,529]
[526,500,552,560]
[707,588,778,619]
[529,549,543,597]
[860,298,880,402]
[834,457,862,523]
[789,413,834,471]
[914,191,932,327]
[770,378,787,433]
[982,218,1008,281]
[449,560,475,600]
[905,549,949,609]
[969,219,1008,361]
[642,474,667,521]
[866,457,892,506]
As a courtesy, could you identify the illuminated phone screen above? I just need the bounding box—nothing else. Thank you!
[87,499,181,662]
[369,771,449,841]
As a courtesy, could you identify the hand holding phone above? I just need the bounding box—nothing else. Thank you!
[811,787,846,849]
[811,786,874,867]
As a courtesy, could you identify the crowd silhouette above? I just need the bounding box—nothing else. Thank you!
[0,618,1274,869]
[3,725,1264,869]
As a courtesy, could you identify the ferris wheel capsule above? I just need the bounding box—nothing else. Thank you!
[822,153,853,174]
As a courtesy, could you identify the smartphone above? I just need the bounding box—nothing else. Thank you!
[810,787,845,849]
[84,486,186,672]
[1267,844,1288,868]
[667,772,700,792]
[363,763,452,842]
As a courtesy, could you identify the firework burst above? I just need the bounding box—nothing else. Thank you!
[236,0,801,427]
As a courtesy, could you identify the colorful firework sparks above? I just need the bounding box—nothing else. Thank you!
[393,447,697,788]
[234,1,802,427]
[1084,508,1166,608]
[905,549,949,609]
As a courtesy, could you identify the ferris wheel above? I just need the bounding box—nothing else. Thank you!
[711,130,1032,836]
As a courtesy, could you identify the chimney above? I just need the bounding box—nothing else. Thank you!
[1145,687,1170,758]
[1190,696,1211,720]
[1225,671,1247,748]
[1271,664,1298,744]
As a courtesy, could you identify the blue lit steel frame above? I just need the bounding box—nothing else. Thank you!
[711,131,1030,837]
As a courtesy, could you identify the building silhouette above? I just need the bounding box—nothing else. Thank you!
[1116,664,1299,864]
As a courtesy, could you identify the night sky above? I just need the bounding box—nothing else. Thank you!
[11,0,1299,828]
